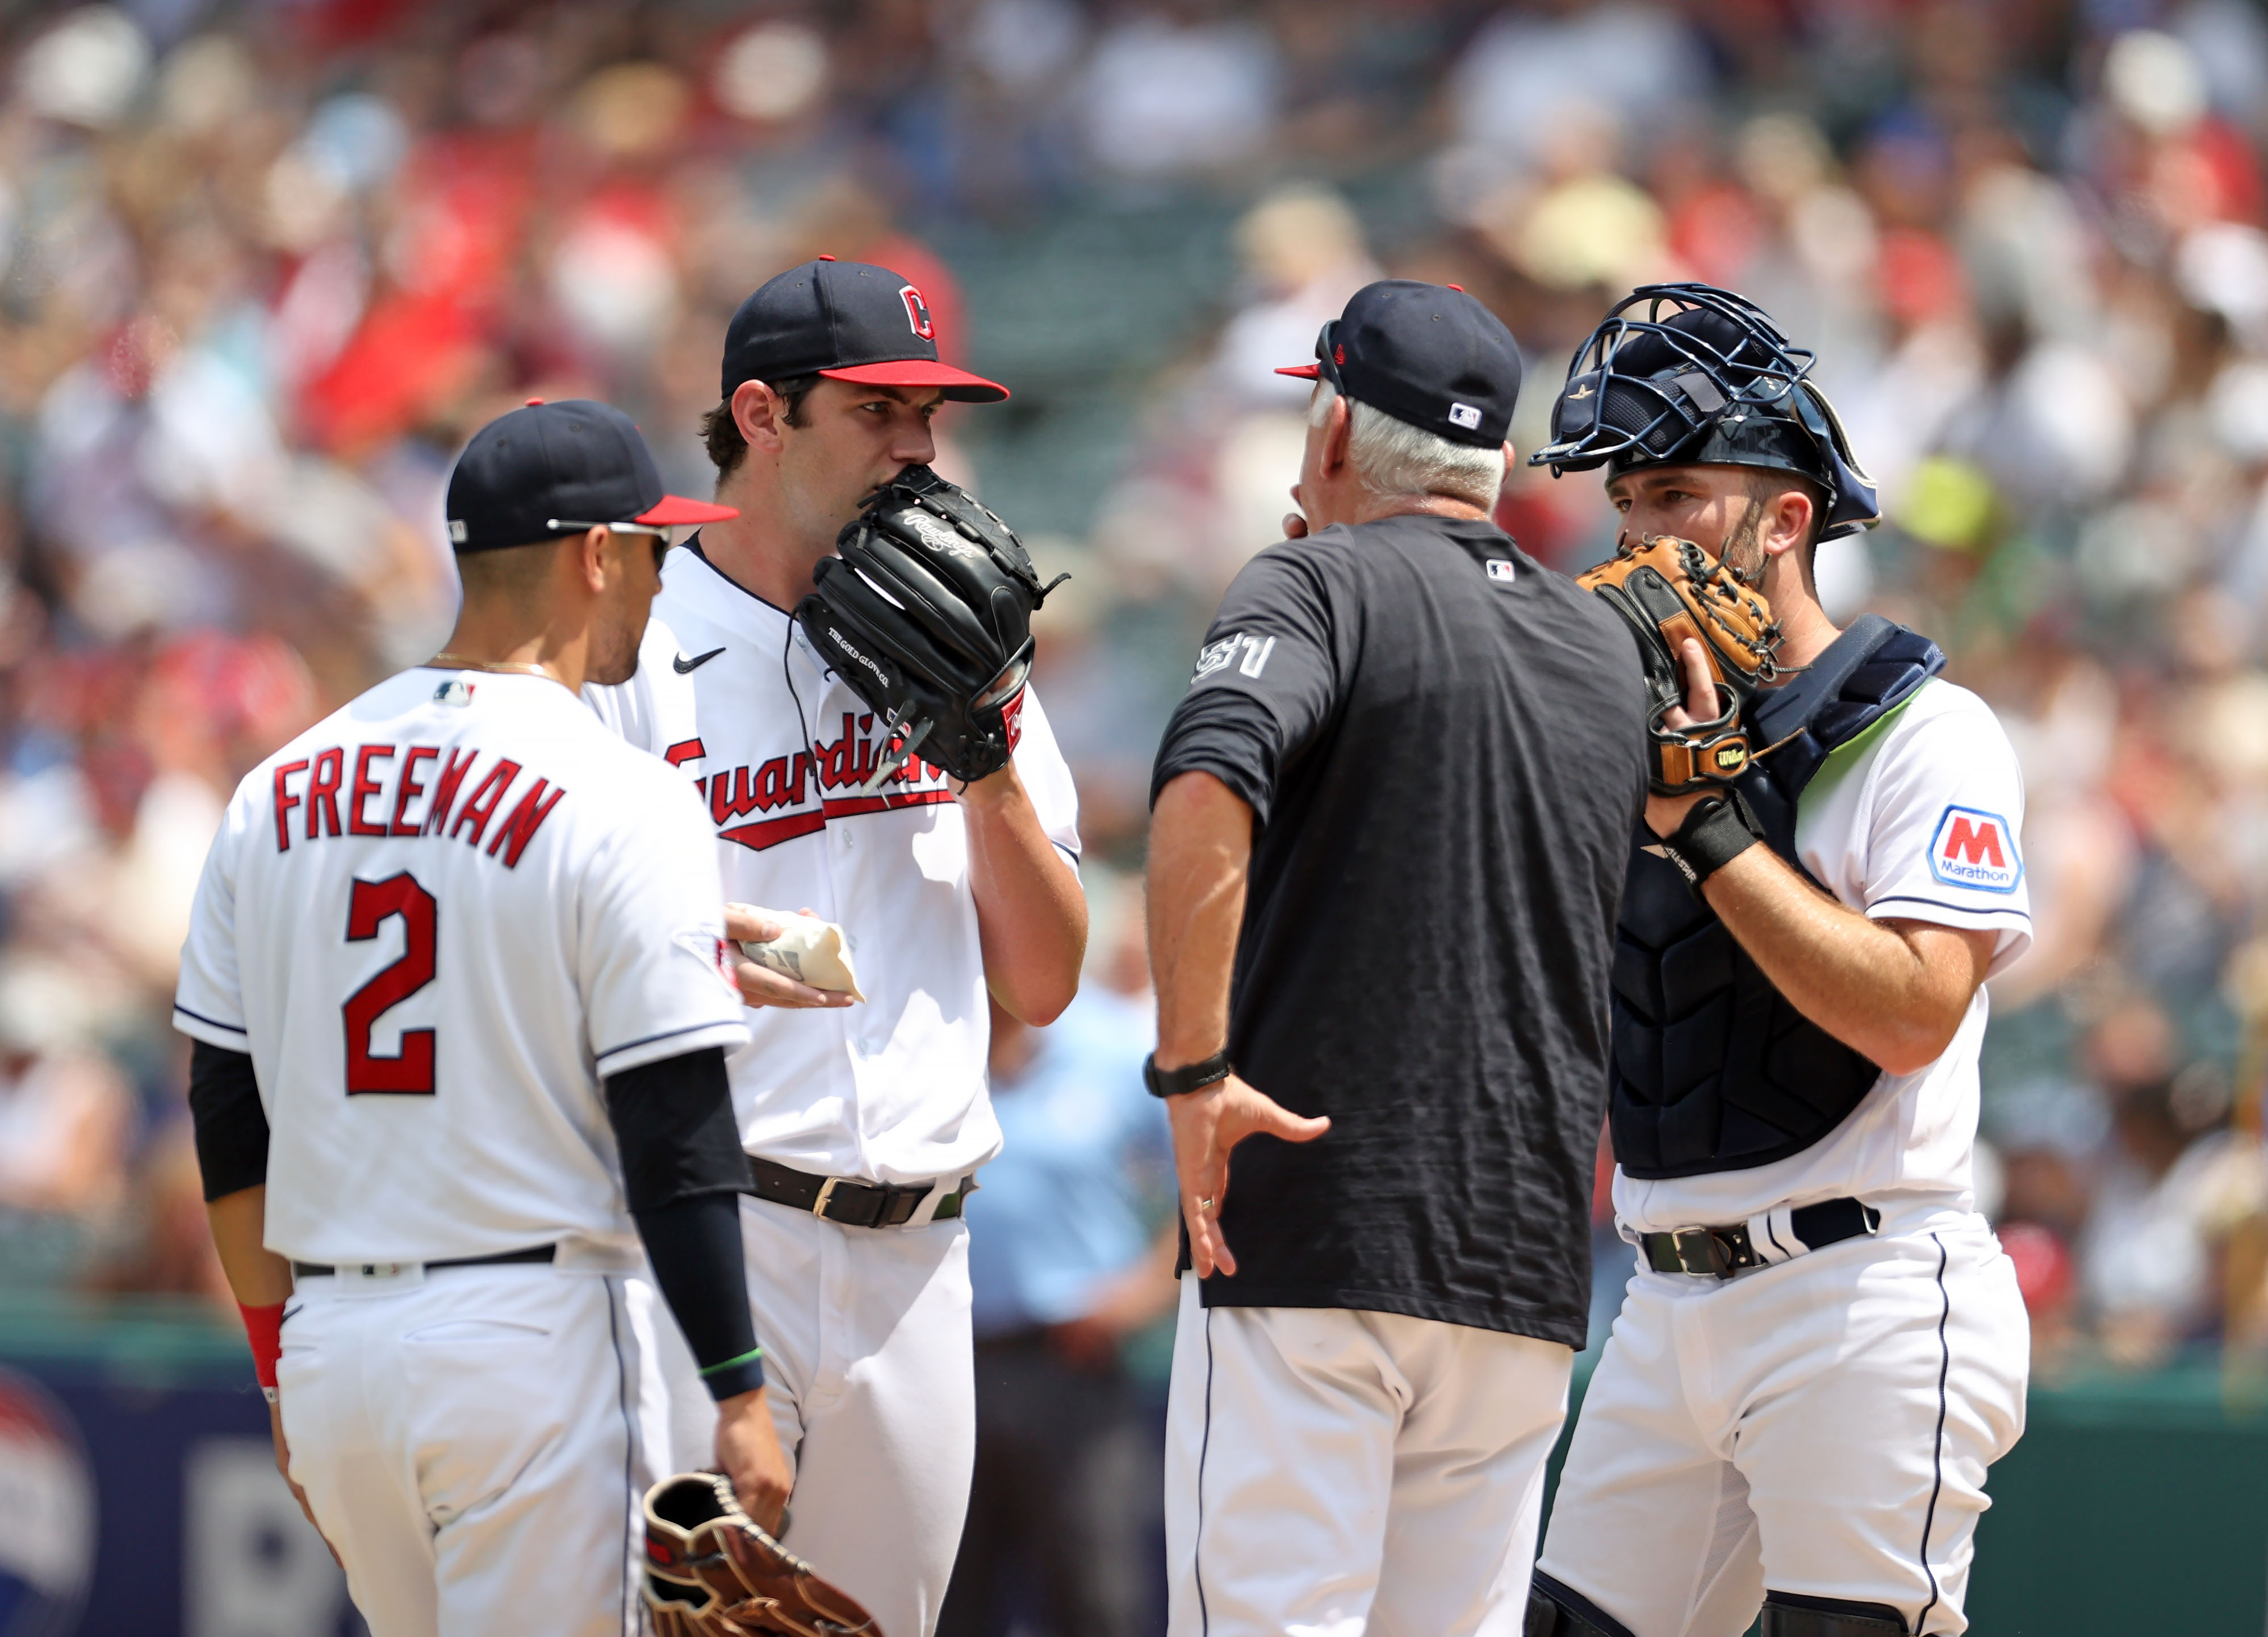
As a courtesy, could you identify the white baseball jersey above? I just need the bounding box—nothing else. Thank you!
[1614,677,2035,1236]
[585,544,1081,1184]
[174,667,749,1266]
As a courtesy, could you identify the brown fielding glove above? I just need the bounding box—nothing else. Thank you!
[1576,534,1782,794]
[641,1473,881,1637]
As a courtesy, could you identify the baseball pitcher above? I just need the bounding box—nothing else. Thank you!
[585,258,1086,1637]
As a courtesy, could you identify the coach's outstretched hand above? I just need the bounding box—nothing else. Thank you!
[1166,1074,1329,1278]
[714,1387,794,1535]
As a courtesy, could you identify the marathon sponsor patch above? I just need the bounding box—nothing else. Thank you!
[1191,631,1276,685]
[1928,805,2022,894]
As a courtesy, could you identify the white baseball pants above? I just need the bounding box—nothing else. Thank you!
[1164,1275,1574,1637]
[1538,1212,2029,1636]
[657,1196,976,1637]
[277,1263,669,1637]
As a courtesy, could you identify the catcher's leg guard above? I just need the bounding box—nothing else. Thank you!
[1760,1590,1910,1635]
[1526,1571,1641,1637]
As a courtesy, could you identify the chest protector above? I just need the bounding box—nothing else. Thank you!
[1609,614,1946,1179]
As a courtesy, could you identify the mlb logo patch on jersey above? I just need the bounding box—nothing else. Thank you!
[1928,805,2022,893]
[1486,558,1516,584]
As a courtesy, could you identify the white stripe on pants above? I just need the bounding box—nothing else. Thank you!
[655,1196,976,1637]
[277,1263,668,1637]
[1164,1274,1574,1637]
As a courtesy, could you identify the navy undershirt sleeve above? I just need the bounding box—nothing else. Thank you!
[187,1040,269,1202]
[604,1046,764,1399]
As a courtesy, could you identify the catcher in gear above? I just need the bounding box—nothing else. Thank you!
[1525,285,2032,1637]
[643,1473,878,1637]
[797,464,1067,792]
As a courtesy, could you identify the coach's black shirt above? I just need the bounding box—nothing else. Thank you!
[1150,514,1648,1347]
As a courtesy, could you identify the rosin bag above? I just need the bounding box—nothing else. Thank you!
[735,910,867,1003]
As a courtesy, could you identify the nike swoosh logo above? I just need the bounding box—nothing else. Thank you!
[673,647,726,674]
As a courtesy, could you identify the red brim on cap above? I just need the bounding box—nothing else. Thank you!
[636,495,740,526]
[821,360,1011,403]
[1275,364,1322,378]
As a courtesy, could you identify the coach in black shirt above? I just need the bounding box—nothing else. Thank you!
[1144,281,1649,1637]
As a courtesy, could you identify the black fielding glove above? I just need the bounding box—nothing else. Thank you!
[795,466,1067,788]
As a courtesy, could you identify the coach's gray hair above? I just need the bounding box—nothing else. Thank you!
[1308,382,1506,510]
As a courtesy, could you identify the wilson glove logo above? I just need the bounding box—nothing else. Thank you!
[1928,805,2022,893]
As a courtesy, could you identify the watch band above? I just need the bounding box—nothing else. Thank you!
[1144,1049,1233,1099]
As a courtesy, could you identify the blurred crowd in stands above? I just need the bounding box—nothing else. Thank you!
[5,0,2268,1456]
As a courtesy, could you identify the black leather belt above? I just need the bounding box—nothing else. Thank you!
[292,1245,556,1278]
[1640,1198,1880,1279]
[749,1157,969,1229]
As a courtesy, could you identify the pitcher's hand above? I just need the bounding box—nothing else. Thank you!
[723,903,853,1010]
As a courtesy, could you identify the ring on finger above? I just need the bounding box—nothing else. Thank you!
[1196,1197,1216,1212]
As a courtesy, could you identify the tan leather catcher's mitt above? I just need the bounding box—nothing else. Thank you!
[1576,534,1782,793]
[642,1473,880,1637]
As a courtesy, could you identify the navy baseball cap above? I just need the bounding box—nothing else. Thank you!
[1277,280,1522,449]
[445,399,737,554]
[721,258,1009,404]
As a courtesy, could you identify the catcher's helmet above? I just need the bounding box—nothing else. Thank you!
[1529,283,1879,539]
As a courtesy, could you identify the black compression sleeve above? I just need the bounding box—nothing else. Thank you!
[187,1040,270,1202]
[602,1046,752,1212]
[633,1192,764,1400]
[605,1046,763,1400]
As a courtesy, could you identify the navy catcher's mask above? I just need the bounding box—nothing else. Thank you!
[1529,283,1879,539]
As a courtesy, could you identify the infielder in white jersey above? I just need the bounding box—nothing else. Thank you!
[586,258,1086,1636]
[1522,287,2031,1637]
[175,400,797,1637]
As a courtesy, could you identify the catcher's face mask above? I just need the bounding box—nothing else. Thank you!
[1531,283,1878,539]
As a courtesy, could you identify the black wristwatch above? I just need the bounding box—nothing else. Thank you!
[1144,1049,1233,1099]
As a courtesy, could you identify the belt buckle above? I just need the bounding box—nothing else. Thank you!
[1669,1226,1732,1278]
[810,1178,841,1218]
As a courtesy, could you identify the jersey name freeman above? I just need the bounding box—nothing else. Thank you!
[270,743,566,868]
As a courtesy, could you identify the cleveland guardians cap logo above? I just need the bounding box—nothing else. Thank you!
[900,284,934,341]
[1928,805,2022,893]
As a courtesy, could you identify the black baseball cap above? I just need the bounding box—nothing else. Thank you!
[721,258,1009,404]
[445,399,737,554]
[1277,280,1522,449]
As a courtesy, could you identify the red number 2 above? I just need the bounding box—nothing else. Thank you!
[343,873,438,1095]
